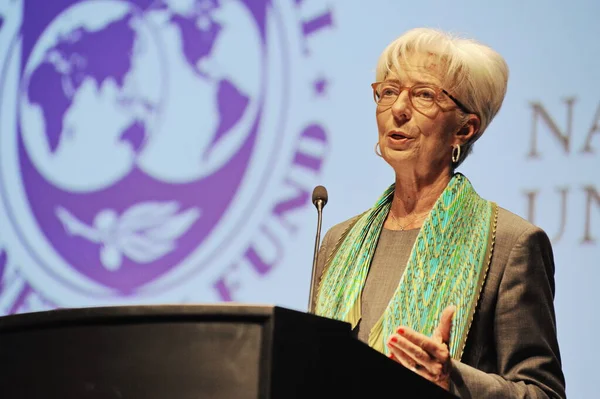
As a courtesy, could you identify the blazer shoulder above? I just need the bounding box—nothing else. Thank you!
[323,214,362,244]
[491,207,555,280]
[495,206,549,245]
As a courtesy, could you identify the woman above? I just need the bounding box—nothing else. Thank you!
[312,28,566,398]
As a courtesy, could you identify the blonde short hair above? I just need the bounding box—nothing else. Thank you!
[375,28,509,163]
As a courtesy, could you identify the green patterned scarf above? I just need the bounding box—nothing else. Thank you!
[315,173,498,360]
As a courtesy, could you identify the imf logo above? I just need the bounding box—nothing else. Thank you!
[0,0,333,312]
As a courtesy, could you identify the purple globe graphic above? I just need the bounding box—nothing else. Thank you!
[16,0,267,294]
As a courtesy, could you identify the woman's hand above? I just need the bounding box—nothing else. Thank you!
[386,306,455,391]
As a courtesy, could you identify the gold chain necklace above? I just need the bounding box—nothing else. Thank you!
[389,186,441,230]
[388,210,428,231]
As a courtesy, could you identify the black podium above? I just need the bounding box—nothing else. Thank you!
[0,305,455,398]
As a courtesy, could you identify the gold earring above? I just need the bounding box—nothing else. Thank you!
[375,143,382,157]
[452,145,461,163]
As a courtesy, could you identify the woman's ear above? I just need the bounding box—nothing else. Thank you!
[455,114,480,146]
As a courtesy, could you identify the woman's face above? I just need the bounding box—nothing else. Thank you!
[376,57,464,177]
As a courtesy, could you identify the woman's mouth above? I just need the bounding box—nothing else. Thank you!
[386,132,414,148]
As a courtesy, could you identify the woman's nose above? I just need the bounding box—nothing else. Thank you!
[391,90,412,120]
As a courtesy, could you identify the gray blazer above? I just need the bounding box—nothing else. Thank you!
[312,207,566,398]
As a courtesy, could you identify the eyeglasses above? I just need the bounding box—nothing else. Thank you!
[371,81,472,116]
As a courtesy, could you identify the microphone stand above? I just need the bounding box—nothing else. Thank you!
[307,198,324,313]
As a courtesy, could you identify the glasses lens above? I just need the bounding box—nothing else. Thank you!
[375,83,399,106]
[410,85,437,110]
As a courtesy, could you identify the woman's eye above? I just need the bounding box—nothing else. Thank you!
[414,89,435,100]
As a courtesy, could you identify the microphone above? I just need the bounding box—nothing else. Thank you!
[308,185,328,313]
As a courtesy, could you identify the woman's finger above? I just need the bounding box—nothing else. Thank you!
[388,334,444,377]
[438,306,456,345]
[396,327,449,363]
[388,344,442,382]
